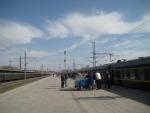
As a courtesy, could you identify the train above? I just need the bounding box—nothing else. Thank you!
[70,56,150,91]
[0,69,49,82]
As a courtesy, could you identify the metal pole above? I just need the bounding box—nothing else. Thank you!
[41,64,43,75]
[20,56,22,71]
[73,58,75,71]
[24,51,27,80]
[64,50,66,71]
[59,64,61,72]
[92,41,96,67]
[109,53,112,62]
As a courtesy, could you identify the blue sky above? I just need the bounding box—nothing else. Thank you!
[0,0,150,70]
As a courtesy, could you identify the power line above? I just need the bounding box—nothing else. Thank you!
[129,18,150,33]
[114,18,150,44]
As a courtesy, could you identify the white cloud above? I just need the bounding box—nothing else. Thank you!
[64,12,130,38]
[0,20,44,49]
[130,14,150,33]
[28,50,50,58]
[44,12,150,53]
[116,49,150,61]
[45,21,69,38]
[58,40,86,52]
[45,12,150,41]
[1,12,150,51]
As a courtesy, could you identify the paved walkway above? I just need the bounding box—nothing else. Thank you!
[0,76,150,113]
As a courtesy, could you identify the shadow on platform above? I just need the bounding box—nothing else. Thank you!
[76,95,122,100]
[104,85,150,106]
[60,88,78,91]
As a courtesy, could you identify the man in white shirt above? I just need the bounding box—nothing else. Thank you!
[95,72,102,89]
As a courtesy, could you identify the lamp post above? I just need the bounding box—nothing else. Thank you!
[64,50,67,71]
[24,51,27,80]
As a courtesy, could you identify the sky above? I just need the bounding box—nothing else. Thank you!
[0,0,150,71]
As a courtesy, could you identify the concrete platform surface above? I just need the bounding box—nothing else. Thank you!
[0,76,150,113]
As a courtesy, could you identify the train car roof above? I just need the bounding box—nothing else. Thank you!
[111,56,150,68]
[0,69,22,72]
[85,64,109,72]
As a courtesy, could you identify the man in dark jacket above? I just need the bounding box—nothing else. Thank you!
[87,72,94,90]
[105,71,111,89]
[64,74,68,87]
[61,74,65,88]
[107,71,111,88]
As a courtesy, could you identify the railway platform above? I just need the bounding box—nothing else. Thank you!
[0,76,150,113]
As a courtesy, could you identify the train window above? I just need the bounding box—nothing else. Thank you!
[0,72,5,81]
[135,69,139,80]
[116,71,120,79]
[137,69,145,80]
[130,70,135,79]
[120,71,122,79]
[124,70,127,79]
[114,71,117,79]
[119,70,124,79]
[144,68,150,80]
[122,71,125,79]
[126,70,130,79]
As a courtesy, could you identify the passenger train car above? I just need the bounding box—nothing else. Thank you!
[76,56,150,90]
[0,69,47,82]
[110,57,150,90]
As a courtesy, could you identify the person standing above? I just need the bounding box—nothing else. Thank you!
[64,73,68,87]
[104,72,108,88]
[61,74,65,88]
[90,72,94,90]
[95,72,102,89]
[87,72,93,90]
[106,71,111,89]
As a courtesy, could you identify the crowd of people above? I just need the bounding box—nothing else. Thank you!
[60,70,111,90]
[84,71,111,90]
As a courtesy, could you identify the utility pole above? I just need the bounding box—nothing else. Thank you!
[41,64,44,75]
[59,64,61,72]
[73,58,75,71]
[20,56,22,71]
[64,50,67,71]
[92,41,96,67]
[108,53,113,62]
[24,51,27,80]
